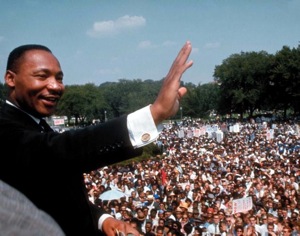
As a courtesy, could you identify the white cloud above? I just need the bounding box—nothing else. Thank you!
[204,42,220,49]
[191,47,199,54]
[87,15,146,38]
[138,40,178,49]
[137,40,156,49]
[162,40,177,47]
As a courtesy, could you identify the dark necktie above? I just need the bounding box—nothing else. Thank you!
[39,119,53,132]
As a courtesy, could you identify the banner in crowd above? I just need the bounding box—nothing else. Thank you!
[229,123,240,133]
[266,129,274,140]
[232,197,253,214]
[53,118,65,126]
[178,129,184,138]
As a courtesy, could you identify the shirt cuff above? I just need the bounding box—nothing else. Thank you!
[127,105,163,148]
[98,214,113,231]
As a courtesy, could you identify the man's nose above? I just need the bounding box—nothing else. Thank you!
[47,77,63,91]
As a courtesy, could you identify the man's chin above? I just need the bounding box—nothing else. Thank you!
[38,108,55,117]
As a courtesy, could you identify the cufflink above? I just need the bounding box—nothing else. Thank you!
[141,133,151,142]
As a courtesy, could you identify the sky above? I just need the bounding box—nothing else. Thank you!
[0,0,299,86]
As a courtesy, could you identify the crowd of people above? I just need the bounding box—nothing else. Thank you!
[84,117,300,236]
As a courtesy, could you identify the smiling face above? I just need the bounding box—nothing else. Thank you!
[5,49,64,118]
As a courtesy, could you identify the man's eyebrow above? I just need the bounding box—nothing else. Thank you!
[57,71,64,77]
[33,68,64,76]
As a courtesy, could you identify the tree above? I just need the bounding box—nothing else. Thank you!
[100,80,134,117]
[214,51,272,118]
[183,82,220,118]
[100,79,161,117]
[269,44,300,117]
[57,83,105,125]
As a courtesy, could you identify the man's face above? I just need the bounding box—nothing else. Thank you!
[213,215,220,224]
[249,217,256,226]
[7,49,64,117]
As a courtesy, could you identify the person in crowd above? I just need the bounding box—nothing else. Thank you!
[262,214,279,235]
[183,223,194,236]
[156,226,165,236]
[193,227,203,236]
[0,41,193,235]
[145,220,156,236]
[235,225,244,236]
[266,223,276,236]
[291,220,300,236]
[244,215,262,236]
[220,221,229,236]
[172,220,185,236]
[207,213,221,235]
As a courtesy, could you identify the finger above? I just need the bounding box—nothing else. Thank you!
[174,41,193,69]
[165,41,193,79]
[175,41,192,65]
[178,87,187,100]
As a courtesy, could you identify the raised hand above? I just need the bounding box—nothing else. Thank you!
[150,41,193,125]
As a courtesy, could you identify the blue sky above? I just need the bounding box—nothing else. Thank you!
[0,0,299,85]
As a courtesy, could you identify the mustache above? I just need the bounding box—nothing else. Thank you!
[43,91,63,100]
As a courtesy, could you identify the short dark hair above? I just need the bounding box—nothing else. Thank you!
[6,44,52,72]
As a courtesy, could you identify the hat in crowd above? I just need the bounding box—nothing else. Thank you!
[175,207,183,212]
[179,201,189,210]
[147,195,154,200]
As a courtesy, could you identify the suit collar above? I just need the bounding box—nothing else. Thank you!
[6,100,40,124]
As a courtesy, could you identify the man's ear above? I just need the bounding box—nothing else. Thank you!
[5,70,16,88]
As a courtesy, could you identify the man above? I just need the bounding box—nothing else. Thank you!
[0,42,193,235]
[244,215,262,236]
[260,213,278,235]
[207,213,221,235]
[266,223,276,236]
[145,220,156,236]
[219,221,228,236]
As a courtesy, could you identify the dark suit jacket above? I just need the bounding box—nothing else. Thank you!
[0,103,142,235]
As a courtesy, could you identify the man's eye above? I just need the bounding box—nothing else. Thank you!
[36,74,47,79]
[56,76,63,82]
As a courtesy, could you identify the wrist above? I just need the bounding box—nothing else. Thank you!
[98,214,113,231]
